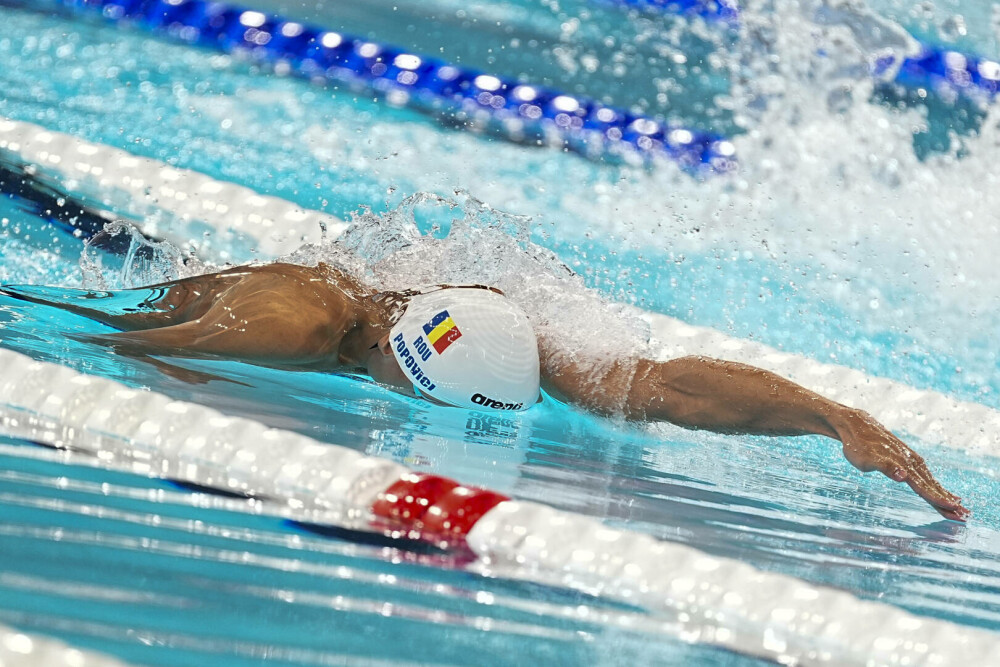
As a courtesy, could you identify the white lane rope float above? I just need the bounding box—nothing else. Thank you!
[1,118,999,663]
[0,621,133,667]
[0,118,344,258]
[2,116,997,457]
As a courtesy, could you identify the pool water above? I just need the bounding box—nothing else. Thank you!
[1,0,1000,664]
[5,436,780,666]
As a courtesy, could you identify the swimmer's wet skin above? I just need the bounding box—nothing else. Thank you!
[0,262,969,522]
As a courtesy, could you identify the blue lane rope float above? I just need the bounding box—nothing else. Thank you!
[40,0,737,173]
[597,0,739,23]
[892,47,1000,99]
[599,0,999,100]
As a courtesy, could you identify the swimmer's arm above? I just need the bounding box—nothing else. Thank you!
[73,270,353,365]
[542,354,968,521]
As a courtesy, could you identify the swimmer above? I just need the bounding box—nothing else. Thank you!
[0,261,969,521]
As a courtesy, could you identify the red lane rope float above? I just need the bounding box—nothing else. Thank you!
[372,473,509,544]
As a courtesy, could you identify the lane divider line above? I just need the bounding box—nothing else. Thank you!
[894,47,1000,99]
[0,347,996,665]
[0,117,341,257]
[600,0,739,23]
[599,0,1000,100]
[32,0,736,171]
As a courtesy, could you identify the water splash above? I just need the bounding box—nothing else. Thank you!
[80,220,210,290]
[289,191,652,409]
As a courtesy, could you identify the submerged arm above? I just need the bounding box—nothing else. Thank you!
[542,352,968,521]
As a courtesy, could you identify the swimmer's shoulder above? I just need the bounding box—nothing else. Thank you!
[234,262,365,290]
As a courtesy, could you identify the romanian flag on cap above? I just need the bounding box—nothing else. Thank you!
[423,310,462,354]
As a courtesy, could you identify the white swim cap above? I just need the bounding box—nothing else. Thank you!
[389,288,540,411]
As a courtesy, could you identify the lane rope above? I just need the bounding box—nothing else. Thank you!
[26,0,737,172]
[598,0,1000,100]
[894,47,1000,99]
[600,0,740,23]
[0,117,342,257]
[0,347,995,665]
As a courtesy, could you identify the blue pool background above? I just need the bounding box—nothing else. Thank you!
[2,0,1000,664]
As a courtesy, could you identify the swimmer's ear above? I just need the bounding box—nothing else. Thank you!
[377,333,394,356]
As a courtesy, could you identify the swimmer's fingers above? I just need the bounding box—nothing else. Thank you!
[894,454,969,521]
[872,434,964,509]
[837,411,968,521]
[856,445,969,521]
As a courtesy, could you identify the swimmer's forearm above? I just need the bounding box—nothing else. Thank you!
[625,356,850,438]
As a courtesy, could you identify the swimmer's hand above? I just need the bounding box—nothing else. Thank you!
[831,409,969,522]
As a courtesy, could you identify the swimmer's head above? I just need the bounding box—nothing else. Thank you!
[378,287,540,411]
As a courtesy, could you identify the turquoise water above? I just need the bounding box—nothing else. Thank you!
[2,6,998,408]
[4,439,773,667]
[2,0,1000,664]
